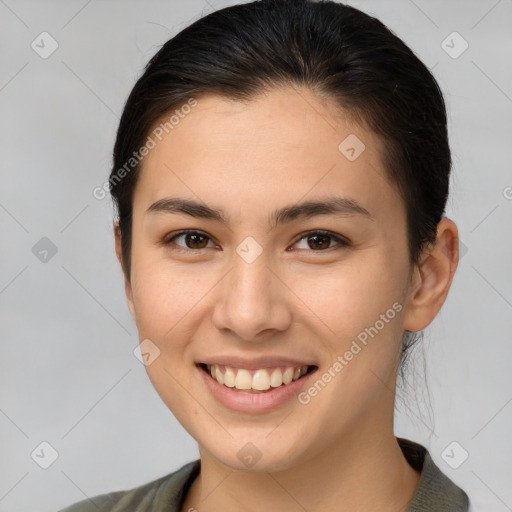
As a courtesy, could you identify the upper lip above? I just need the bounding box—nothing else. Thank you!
[198,356,317,370]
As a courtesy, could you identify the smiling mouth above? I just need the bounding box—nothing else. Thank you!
[199,363,318,393]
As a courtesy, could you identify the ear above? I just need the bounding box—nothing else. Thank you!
[114,222,136,320]
[403,217,459,332]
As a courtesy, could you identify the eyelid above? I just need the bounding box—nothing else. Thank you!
[163,229,350,252]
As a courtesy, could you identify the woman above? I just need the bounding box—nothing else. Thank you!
[60,0,469,510]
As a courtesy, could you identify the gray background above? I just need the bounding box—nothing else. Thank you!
[0,1,511,511]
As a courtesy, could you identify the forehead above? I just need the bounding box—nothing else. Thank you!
[133,87,402,223]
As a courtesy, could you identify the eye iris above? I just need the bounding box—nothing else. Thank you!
[308,234,330,250]
[186,233,208,249]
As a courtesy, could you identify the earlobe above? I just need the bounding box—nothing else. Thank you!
[113,222,136,320]
[403,218,459,332]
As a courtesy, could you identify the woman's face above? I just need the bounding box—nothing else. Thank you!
[121,87,420,471]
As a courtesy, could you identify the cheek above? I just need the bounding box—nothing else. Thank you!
[288,255,406,341]
[129,262,213,418]
[131,268,203,333]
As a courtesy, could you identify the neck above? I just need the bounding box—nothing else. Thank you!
[182,423,421,512]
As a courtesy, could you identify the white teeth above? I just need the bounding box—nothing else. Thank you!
[235,369,252,390]
[282,367,294,384]
[214,366,224,385]
[205,364,310,392]
[269,368,282,388]
[223,366,236,387]
[252,369,271,390]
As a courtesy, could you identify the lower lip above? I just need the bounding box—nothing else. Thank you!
[197,364,317,413]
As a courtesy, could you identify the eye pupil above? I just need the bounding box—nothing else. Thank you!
[308,234,330,250]
[186,233,208,249]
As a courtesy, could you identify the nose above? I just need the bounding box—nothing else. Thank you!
[211,249,292,341]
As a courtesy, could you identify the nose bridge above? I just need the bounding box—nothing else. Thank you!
[212,245,290,340]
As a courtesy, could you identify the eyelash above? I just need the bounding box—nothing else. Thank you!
[162,229,350,254]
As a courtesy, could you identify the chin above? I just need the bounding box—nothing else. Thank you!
[201,435,306,473]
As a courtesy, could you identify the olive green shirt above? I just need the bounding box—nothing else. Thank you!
[57,438,469,511]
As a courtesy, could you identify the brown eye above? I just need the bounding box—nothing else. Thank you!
[292,230,349,251]
[164,231,215,251]
[307,233,331,250]
[183,233,209,249]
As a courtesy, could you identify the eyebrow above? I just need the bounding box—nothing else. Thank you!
[145,196,373,228]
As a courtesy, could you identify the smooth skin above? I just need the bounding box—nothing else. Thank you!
[114,86,459,512]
